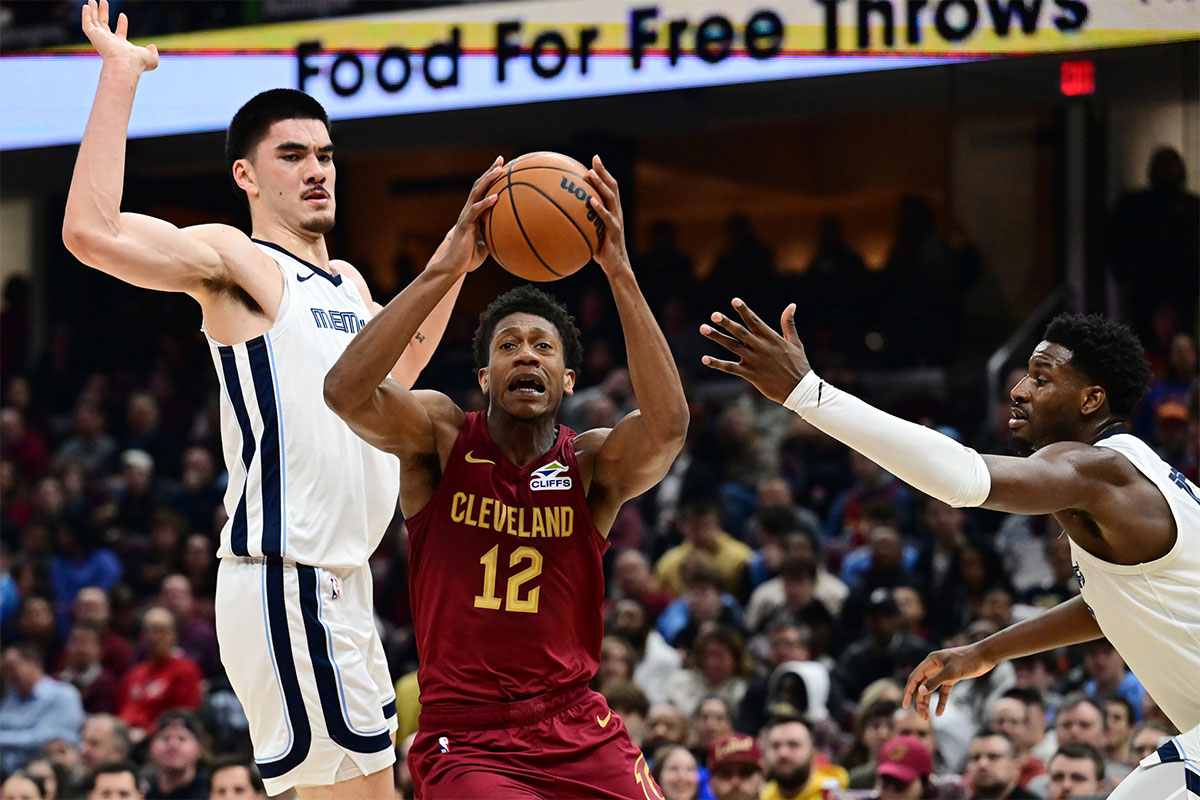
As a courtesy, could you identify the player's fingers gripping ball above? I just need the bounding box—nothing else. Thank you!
[482,151,606,282]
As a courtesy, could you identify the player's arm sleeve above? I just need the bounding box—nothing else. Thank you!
[783,371,991,508]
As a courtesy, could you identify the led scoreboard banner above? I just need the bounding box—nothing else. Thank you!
[2,0,1197,150]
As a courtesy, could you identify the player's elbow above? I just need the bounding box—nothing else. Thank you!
[322,370,353,418]
[62,221,116,269]
[657,411,690,456]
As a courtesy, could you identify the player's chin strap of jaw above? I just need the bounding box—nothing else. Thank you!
[784,371,991,508]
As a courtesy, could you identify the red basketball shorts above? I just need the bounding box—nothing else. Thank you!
[410,683,663,799]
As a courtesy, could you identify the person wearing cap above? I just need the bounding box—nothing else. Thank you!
[760,715,848,800]
[874,735,934,800]
[145,709,208,800]
[835,587,930,704]
[707,733,765,800]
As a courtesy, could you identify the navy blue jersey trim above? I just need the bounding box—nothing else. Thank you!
[1158,739,1183,763]
[1185,765,1199,797]
[247,337,283,556]
[382,699,396,719]
[252,238,343,286]
[218,346,255,557]
[297,565,393,754]
[257,557,312,779]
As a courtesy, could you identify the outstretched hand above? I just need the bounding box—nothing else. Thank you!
[700,300,812,405]
[902,643,997,720]
[435,157,504,276]
[585,156,632,276]
[82,0,158,71]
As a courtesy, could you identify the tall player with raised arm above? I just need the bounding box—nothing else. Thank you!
[701,301,1199,800]
[62,3,466,797]
[324,157,689,798]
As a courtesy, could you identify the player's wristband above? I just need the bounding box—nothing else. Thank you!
[784,371,991,508]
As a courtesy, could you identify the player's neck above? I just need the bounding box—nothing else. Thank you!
[486,408,557,466]
[251,219,331,272]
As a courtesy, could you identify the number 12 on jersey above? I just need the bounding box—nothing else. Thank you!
[473,545,543,613]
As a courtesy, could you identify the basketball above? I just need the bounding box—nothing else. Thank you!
[483,152,606,282]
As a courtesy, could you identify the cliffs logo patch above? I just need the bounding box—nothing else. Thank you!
[531,460,571,491]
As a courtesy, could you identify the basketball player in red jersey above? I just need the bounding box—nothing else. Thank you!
[324,157,689,799]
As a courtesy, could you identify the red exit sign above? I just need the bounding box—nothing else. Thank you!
[1061,60,1095,96]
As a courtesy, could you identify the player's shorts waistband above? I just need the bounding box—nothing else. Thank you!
[418,683,589,731]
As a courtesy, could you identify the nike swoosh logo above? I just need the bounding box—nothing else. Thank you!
[297,272,316,282]
[464,451,496,465]
[597,710,612,728]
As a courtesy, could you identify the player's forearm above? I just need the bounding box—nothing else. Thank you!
[325,263,462,414]
[63,59,143,253]
[391,274,465,388]
[606,268,689,442]
[975,595,1103,664]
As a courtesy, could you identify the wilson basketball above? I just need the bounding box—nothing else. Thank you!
[483,152,605,282]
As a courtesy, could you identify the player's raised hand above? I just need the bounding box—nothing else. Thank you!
[81,0,158,71]
[586,156,631,276]
[437,157,504,275]
[701,300,813,405]
[902,643,997,720]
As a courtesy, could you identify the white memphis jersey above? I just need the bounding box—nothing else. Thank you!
[205,240,400,568]
[1069,433,1200,732]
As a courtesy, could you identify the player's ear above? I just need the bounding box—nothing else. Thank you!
[1080,384,1106,416]
[562,369,576,396]
[477,367,489,394]
[232,158,259,198]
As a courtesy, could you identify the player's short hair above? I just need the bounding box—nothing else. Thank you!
[972,727,1019,758]
[472,285,583,372]
[1051,742,1105,781]
[226,89,331,173]
[1042,313,1152,419]
[209,755,265,794]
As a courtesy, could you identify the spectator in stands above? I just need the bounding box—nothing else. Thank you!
[158,575,219,679]
[166,448,223,537]
[52,400,116,479]
[757,557,836,661]
[612,549,672,619]
[98,450,165,540]
[84,760,143,800]
[706,214,774,311]
[605,598,681,706]
[208,756,266,800]
[874,734,934,800]
[892,586,928,642]
[50,523,122,618]
[987,693,1046,789]
[1102,694,1136,767]
[120,393,179,483]
[737,619,810,733]
[180,534,217,601]
[644,703,689,757]
[913,499,1002,641]
[55,620,118,713]
[824,452,914,547]
[1082,639,1145,719]
[706,732,765,800]
[835,588,929,704]
[764,662,844,760]
[24,757,67,800]
[12,595,61,670]
[655,501,752,598]
[70,587,132,674]
[1027,693,1128,793]
[1152,401,1197,481]
[80,714,133,775]
[127,511,187,598]
[601,681,651,746]
[1127,721,1174,767]
[836,527,919,646]
[595,636,635,692]
[143,709,208,800]
[664,626,749,718]
[1045,743,1106,800]
[115,607,201,733]
[0,644,84,776]
[1,406,50,482]
[843,699,899,789]
[657,562,741,651]
[1018,535,1078,611]
[1,771,48,800]
[690,697,736,768]
[964,729,1037,799]
[760,715,848,800]
[649,743,700,800]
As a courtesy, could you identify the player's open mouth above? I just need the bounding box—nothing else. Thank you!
[508,376,546,396]
[304,191,329,204]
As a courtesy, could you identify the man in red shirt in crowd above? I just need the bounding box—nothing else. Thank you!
[115,607,201,732]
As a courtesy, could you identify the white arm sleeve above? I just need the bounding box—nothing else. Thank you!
[783,371,992,508]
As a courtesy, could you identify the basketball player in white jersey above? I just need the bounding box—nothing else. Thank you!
[701,302,1200,799]
[61,3,493,797]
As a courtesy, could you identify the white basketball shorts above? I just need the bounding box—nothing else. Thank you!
[216,557,398,795]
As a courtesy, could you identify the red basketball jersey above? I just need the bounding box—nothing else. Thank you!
[405,411,609,707]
